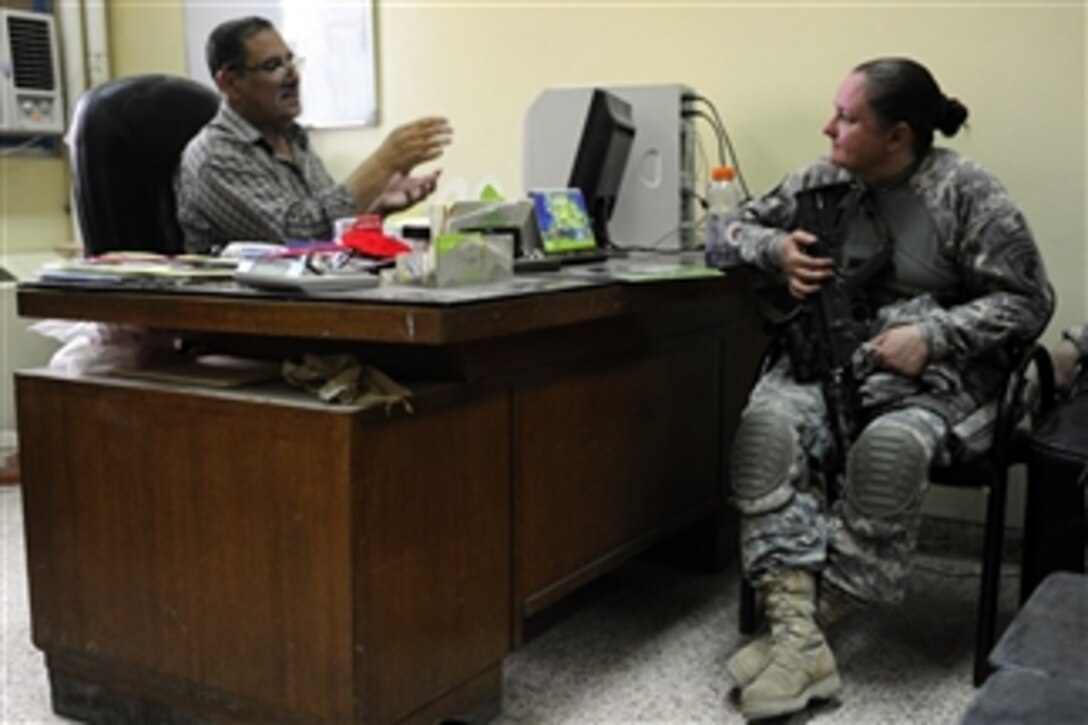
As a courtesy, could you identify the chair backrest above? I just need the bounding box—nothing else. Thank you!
[69,74,220,256]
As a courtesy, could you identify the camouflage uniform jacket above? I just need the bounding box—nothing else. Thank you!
[731,148,1054,458]
[1059,323,1088,396]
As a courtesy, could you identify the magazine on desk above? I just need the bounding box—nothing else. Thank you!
[37,252,238,285]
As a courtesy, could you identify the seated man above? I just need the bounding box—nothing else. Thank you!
[723,57,1054,719]
[177,15,452,253]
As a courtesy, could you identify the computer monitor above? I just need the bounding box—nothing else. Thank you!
[567,89,635,249]
[524,84,694,250]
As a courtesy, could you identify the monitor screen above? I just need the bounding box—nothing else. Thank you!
[568,89,636,248]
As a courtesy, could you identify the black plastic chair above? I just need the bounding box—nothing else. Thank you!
[69,74,220,255]
[737,342,1056,687]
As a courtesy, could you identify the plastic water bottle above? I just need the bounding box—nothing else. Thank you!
[704,165,742,268]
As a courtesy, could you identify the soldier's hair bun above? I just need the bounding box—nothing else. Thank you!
[938,96,969,137]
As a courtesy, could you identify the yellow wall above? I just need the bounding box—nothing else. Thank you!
[107,0,187,77]
[6,0,1086,337]
[0,0,69,256]
[0,156,70,255]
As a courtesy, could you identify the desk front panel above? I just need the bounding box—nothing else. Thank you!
[16,374,356,721]
[515,331,722,615]
[352,393,512,723]
[16,373,512,724]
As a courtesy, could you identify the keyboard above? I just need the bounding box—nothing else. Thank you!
[514,246,626,273]
[556,248,613,267]
[514,256,562,274]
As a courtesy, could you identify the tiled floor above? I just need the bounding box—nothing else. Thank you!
[3,484,1014,724]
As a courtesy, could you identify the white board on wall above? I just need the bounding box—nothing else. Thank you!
[182,0,377,128]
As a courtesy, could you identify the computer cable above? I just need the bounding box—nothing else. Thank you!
[616,199,710,253]
[685,105,746,202]
[691,130,711,210]
[687,108,728,170]
[683,93,753,201]
[683,93,752,195]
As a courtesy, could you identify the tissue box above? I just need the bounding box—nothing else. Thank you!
[431,232,514,287]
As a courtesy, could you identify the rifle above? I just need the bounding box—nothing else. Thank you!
[781,183,893,485]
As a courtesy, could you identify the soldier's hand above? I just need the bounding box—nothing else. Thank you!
[872,324,929,377]
[1052,339,1081,393]
[780,230,833,299]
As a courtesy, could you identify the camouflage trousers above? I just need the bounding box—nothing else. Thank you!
[732,360,947,605]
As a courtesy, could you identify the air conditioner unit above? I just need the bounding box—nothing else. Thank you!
[0,9,64,135]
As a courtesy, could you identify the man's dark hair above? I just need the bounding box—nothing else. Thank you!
[854,57,969,158]
[205,16,274,77]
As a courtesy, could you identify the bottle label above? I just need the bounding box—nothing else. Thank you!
[704,213,742,268]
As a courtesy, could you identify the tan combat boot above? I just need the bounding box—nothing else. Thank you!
[726,635,772,691]
[726,579,857,690]
[737,570,842,720]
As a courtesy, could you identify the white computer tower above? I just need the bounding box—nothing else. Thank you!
[522,83,697,250]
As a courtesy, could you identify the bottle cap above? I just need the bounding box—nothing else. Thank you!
[712,166,736,182]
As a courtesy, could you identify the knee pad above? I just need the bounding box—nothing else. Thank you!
[845,420,929,518]
[731,407,795,513]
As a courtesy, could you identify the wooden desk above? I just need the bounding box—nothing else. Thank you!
[15,267,767,723]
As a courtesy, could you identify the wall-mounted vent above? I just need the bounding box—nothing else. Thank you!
[0,9,64,135]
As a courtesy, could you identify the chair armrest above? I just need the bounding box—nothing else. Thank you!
[996,343,1056,455]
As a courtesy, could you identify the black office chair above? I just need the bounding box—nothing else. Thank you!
[737,340,1056,687]
[69,74,220,255]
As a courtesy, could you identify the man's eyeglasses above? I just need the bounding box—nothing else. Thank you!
[232,54,305,79]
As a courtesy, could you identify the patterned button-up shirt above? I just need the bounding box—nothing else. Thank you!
[176,104,357,253]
